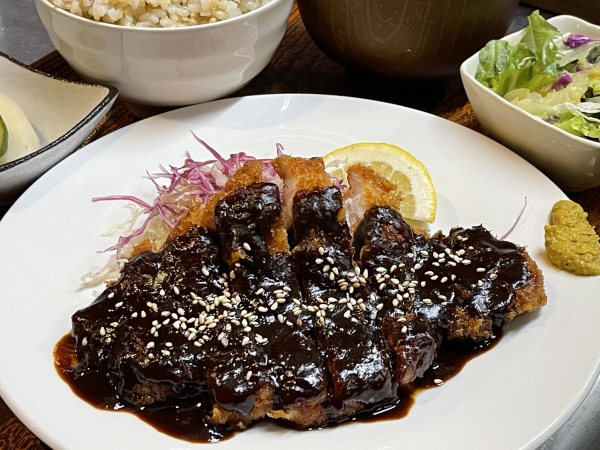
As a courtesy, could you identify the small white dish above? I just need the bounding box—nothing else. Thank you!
[0,53,118,204]
[460,15,600,192]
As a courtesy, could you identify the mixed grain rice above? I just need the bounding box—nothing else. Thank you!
[50,0,268,27]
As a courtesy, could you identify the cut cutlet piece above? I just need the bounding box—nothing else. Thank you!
[271,155,334,228]
[355,206,547,343]
[431,226,547,340]
[354,206,439,384]
[348,163,546,340]
[71,226,226,407]
[274,155,396,422]
[164,160,267,243]
[210,181,328,429]
[344,164,403,233]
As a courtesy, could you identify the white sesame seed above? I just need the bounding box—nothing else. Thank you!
[401,326,408,333]
[434,379,444,386]
[110,322,119,328]
[82,337,88,346]
[242,336,250,346]
[423,299,432,304]
[462,259,472,265]
[161,350,170,356]
[114,302,122,308]
[100,327,106,336]
[318,247,325,255]
[146,341,155,349]
[344,310,351,318]
[477,280,483,287]
[246,370,252,380]
[258,306,268,313]
[490,273,498,280]
[108,292,115,299]
[202,267,209,277]
[243,242,251,251]
[376,303,384,310]
[414,263,422,270]
[476,267,485,273]
[327,257,334,265]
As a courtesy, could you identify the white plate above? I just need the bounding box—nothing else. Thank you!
[0,94,596,450]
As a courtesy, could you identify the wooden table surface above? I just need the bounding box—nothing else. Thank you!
[1,4,600,449]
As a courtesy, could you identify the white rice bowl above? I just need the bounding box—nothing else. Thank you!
[49,0,268,27]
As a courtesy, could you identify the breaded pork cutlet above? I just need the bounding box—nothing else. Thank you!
[208,161,328,429]
[348,163,547,345]
[273,155,397,421]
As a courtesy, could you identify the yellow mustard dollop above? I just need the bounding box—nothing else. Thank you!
[544,200,600,276]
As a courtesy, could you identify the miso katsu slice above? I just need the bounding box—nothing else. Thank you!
[354,205,441,384]
[211,180,328,429]
[431,226,547,340]
[344,163,403,233]
[71,226,226,406]
[274,156,396,421]
[354,203,547,343]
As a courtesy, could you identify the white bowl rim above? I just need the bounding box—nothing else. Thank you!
[0,52,119,174]
[459,13,600,152]
[35,0,289,32]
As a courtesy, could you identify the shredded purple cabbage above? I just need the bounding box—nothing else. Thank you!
[551,71,572,90]
[564,34,599,49]
[500,197,527,240]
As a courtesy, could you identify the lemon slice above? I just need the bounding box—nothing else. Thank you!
[0,115,7,158]
[323,142,437,223]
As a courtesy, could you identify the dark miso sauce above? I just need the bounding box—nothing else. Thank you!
[55,328,502,443]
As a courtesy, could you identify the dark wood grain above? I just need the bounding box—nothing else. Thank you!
[0,3,598,449]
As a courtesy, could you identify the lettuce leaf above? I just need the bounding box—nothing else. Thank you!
[475,11,561,96]
[552,109,600,139]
